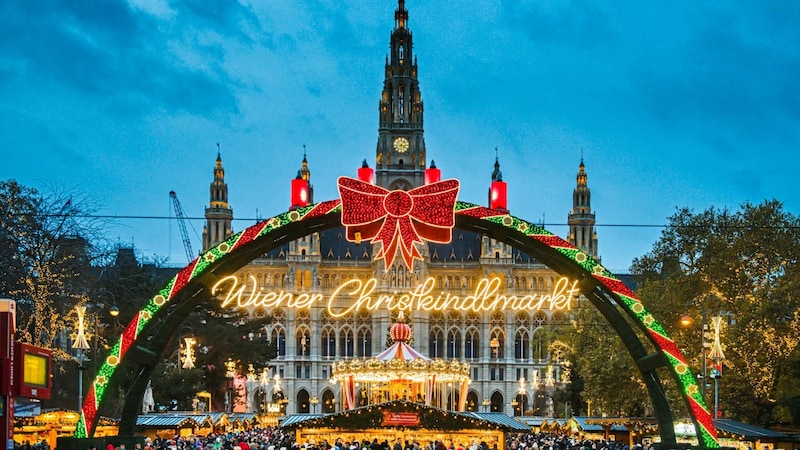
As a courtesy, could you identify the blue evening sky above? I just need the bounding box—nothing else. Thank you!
[2,1,798,273]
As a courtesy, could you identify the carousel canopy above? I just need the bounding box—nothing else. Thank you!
[375,341,429,362]
[332,312,469,384]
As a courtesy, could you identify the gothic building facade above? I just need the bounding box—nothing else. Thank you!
[202,1,599,417]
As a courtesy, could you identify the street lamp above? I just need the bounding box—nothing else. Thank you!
[510,399,519,416]
[482,397,490,412]
[225,358,236,413]
[681,310,725,417]
[680,311,708,399]
[310,395,318,413]
[708,316,725,418]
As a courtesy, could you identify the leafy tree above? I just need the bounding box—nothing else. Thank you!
[566,305,651,417]
[631,200,800,426]
[139,298,276,412]
[0,180,108,408]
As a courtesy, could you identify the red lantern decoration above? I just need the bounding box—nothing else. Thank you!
[357,160,374,184]
[291,178,309,209]
[424,167,441,185]
[489,180,507,211]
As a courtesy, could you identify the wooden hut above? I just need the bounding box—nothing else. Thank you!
[281,400,529,450]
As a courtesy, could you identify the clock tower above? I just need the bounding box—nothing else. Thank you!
[376,0,426,190]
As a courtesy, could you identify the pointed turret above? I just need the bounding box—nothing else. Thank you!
[202,144,234,251]
[567,156,599,259]
[395,0,409,29]
[290,147,313,209]
[488,149,508,211]
[358,159,375,184]
[424,159,441,184]
[491,156,503,182]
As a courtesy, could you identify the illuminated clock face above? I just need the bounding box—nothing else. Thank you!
[393,137,409,153]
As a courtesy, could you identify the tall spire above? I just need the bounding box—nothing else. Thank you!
[489,148,508,211]
[203,144,233,251]
[395,0,408,29]
[297,144,314,203]
[376,0,426,189]
[567,154,598,259]
[491,147,503,182]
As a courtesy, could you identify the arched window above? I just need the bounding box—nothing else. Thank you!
[296,389,310,414]
[490,391,504,413]
[321,327,336,359]
[321,389,336,413]
[447,329,461,358]
[429,328,444,358]
[514,329,529,360]
[357,327,372,357]
[340,328,354,358]
[398,84,404,118]
[296,327,310,357]
[489,329,504,359]
[272,327,286,357]
[465,328,479,359]
[465,391,479,412]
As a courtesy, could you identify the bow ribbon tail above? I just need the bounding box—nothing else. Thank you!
[398,237,423,270]
[374,216,401,268]
[395,216,423,269]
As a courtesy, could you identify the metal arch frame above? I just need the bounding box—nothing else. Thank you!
[73,199,719,448]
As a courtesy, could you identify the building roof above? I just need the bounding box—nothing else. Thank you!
[136,415,202,428]
[229,413,259,423]
[459,412,531,432]
[714,419,792,440]
[279,414,326,428]
[517,417,546,427]
[570,417,629,432]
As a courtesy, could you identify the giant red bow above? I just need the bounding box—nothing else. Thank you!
[337,177,460,270]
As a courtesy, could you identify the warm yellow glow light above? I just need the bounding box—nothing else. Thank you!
[213,275,579,315]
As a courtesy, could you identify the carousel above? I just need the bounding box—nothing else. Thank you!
[283,313,528,448]
[331,312,471,410]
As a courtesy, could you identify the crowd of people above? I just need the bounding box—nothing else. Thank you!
[506,433,650,450]
[95,429,650,450]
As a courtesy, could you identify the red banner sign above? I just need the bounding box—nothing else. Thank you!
[381,411,420,426]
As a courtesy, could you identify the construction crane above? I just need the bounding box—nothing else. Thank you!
[169,191,195,263]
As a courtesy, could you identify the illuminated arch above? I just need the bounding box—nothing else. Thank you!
[73,199,719,447]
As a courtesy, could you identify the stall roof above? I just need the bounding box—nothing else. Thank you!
[517,417,546,427]
[714,419,792,440]
[460,412,530,432]
[136,415,201,428]
[578,417,641,432]
[280,414,326,428]
[230,413,258,423]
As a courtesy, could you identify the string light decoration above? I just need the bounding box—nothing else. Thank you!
[73,194,719,448]
[284,399,507,432]
[181,337,197,369]
[337,176,459,270]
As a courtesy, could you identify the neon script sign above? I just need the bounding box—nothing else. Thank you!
[212,276,579,316]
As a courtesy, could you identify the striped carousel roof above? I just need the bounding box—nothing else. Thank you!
[374,341,430,362]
